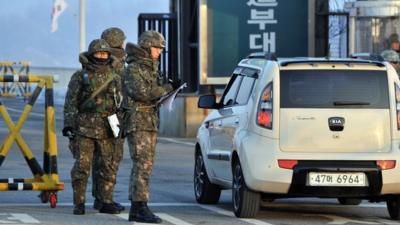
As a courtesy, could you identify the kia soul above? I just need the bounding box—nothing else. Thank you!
[194,53,400,219]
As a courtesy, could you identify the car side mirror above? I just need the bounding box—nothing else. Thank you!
[198,94,219,109]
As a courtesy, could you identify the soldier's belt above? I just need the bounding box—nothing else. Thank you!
[136,104,156,112]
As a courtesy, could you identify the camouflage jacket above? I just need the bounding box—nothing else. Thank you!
[123,43,172,132]
[63,64,122,139]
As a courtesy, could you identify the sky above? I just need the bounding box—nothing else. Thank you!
[0,0,169,68]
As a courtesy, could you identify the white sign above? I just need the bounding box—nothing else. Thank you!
[247,0,278,52]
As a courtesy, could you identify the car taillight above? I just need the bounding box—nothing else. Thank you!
[278,160,298,169]
[377,160,396,170]
[396,84,400,130]
[257,82,273,129]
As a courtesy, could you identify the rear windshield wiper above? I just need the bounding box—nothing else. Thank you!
[333,101,371,106]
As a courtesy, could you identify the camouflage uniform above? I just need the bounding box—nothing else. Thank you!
[124,34,172,202]
[87,27,127,206]
[63,39,123,213]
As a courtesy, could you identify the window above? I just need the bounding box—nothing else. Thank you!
[280,70,389,108]
[236,76,256,105]
[222,75,242,106]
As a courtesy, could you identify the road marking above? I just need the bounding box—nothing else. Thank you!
[0,202,199,207]
[199,205,275,225]
[116,213,194,225]
[157,213,194,225]
[158,137,196,146]
[308,214,378,225]
[0,213,40,224]
[263,202,387,208]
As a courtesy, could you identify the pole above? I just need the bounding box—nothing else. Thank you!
[79,0,86,53]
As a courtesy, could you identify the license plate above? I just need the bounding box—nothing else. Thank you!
[308,172,367,187]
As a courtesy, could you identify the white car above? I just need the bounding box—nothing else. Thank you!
[194,53,400,219]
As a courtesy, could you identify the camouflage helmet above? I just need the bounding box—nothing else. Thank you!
[101,27,126,48]
[138,31,166,49]
[88,39,110,55]
[381,49,400,63]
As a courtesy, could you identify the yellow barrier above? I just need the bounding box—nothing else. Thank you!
[0,61,33,98]
[0,75,64,208]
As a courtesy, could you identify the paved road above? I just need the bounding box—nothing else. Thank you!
[0,98,399,225]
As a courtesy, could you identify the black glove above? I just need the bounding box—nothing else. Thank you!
[170,78,182,90]
[62,127,75,140]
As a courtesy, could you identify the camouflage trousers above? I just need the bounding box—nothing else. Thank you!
[127,131,157,202]
[69,135,122,205]
[91,137,124,201]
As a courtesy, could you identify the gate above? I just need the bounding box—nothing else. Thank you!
[138,13,178,81]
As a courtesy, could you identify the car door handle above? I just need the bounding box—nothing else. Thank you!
[217,121,222,126]
[234,118,239,124]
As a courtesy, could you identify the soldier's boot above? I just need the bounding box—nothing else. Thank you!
[73,203,85,215]
[99,202,122,214]
[94,199,125,211]
[128,201,162,223]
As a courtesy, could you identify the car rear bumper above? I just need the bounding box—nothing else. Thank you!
[287,160,382,197]
[239,135,400,196]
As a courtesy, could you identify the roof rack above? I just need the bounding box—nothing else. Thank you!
[350,53,384,62]
[247,52,277,61]
[280,59,385,67]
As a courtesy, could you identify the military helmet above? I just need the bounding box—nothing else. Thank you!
[101,27,126,48]
[88,39,110,55]
[138,31,166,49]
[381,49,400,63]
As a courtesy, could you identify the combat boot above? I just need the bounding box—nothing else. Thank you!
[94,199,125,211]
[128,201,162,223]
[73,203,85,215]
[99,202,122,214]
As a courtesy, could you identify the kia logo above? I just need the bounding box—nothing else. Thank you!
[328,117,345,126]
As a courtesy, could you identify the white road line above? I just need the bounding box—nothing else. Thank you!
[116,213,194,225]
[0,202,388,208]
[7,213,40,224]
[0,202,198,207]
[199,205,275,225]
[158,137,196,146]
[263,202,387,208]
[157,213,194,225]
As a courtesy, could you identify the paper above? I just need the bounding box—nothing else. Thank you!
[158,83,187,112]
[107,114,120,138]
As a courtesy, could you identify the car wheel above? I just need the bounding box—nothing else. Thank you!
[387,195,400,220]
[232,160,260,218]
[337,198,362,205]
[194,150,221,204]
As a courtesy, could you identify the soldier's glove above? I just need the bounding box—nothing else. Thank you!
[169,78,182,90]
[62,127,75,140]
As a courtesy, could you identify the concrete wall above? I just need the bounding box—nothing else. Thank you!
[159,95,208,138]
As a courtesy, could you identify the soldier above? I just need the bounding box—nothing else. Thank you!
[63,39,123,215]
[81,27,127,212]
[123,31,180,223]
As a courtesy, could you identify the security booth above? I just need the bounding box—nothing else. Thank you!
[139,0,330,137]
[344,0,400,55]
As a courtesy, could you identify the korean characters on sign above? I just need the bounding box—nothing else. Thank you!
[247,0,277,53]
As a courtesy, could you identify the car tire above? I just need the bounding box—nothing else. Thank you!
[387,195,400,220]
[337,198,362,205]
[194,150,221,204]
[232,160,260,218]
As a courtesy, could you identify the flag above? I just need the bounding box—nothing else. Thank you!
[51,0,68,33]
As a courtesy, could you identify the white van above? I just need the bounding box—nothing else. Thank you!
[194,53,400,219]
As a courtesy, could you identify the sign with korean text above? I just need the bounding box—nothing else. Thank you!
[199,0,309,84]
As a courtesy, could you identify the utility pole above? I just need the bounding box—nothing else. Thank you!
[79,0,86,52]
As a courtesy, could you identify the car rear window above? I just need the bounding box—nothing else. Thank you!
[280,70,389,108]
